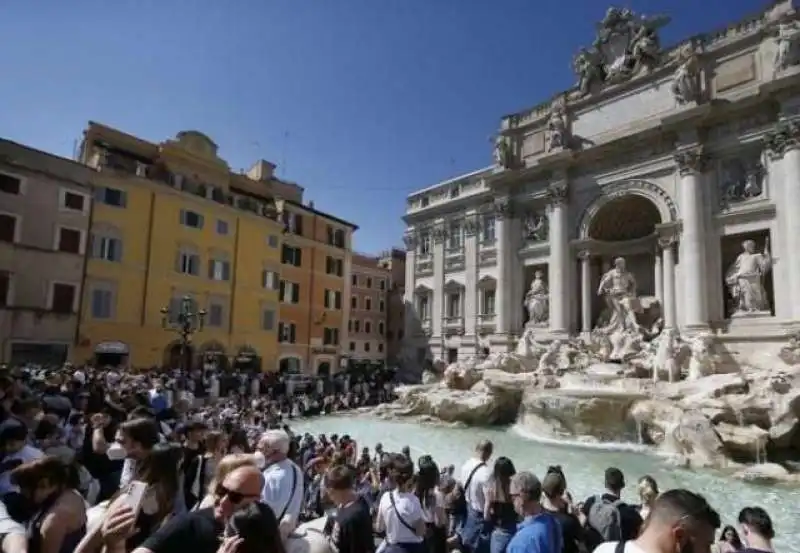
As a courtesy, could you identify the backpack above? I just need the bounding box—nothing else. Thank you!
[586,494,624,545]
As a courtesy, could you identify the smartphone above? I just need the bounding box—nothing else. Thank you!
[123,480,149,517]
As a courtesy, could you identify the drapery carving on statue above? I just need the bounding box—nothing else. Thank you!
[671,45,702,105]
[651,329,684,383]
[725,239,772,315]
[772,18,800,75]
[577,180,677,238]
[525,271,549,325]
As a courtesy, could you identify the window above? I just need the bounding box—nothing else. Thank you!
[279,280,300,304]
[378,322,385,335]
[178,252,200,276]
[262,309,276,331]
[378,343,384,353]
[349,342,355,352]
[447,292,461,318]
[267,235,279,248]
[325,256,344,277]
[180,209,204,229]
[351,274,358,286]
[419,295,430,319]
[278,322,297,343]
[379,279,386,291]
[365,298,372,311]
[208,259,231,281]
[351,296,357,309]
[482,215,496,243]
[216,220,229,235]
[94,186,126,208]
[419,232,431,255]
[51,282,76,314]
[364,342,371,352]
[354,320,361,332]
[324,289,342,309]
[379,300,385,313]
[366,277,372,288]
[262,270,279,290]
[323,327,340,346]
[481,289,496,315]
[348,320,352,332]
[57,227,83,254]
[327,225,345,248]
[0,174,21,195]
[91,235,122,262]
[61,190,87,212]
[89,287,113,319]
[365,321,372,333]
[0,214,18,243]
[0,272,9,306]
[209,303,225,327]
[282,211,303,235]
[281,245,302,267]
[448,222,463,250]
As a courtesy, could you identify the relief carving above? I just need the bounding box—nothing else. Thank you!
[718,155,764,208]
[522,210,549,242]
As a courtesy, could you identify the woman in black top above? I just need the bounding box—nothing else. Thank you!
[483,457,517,553]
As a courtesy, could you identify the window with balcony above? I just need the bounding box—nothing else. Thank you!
[278,322,297,343]
[50,282,76,314]
[279,280,300,304]
[95,186,127,208]
[324,289,342,310]
[177,251,200,276]
[180,209,204,229]
[326,256,344,276]
[323,327,340,346]
[208,259,231,281]
[0,174,21,195]
[262,270,279,290]
[281,245,302,267]
[91,234,123,262]
[57,227,84,254]
[0,214,17,243]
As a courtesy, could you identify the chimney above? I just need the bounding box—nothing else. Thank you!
[246,159,276,182]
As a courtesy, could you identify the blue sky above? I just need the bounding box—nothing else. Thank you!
[1,0,764,253]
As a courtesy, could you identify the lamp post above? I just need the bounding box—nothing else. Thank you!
[161,295,206,371]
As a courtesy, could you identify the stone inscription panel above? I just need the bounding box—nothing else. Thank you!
[713,54,756,94]
[572,81,674,140]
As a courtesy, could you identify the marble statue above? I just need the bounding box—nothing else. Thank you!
[546,105,569,151]
[525,271,549,325]
[652,328,682,383]
[687,333,716,381]
[671,48,700,104]
[523,213,548,242]
[596,257,641,333]
[493,135,513,169]
[725,239,772,314]
[573,48,604,96]
[773,19,800,75]
[720,158,764,206]
[537,340,561,374]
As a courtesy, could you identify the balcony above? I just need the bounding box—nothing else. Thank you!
[415,255,433,277]
[477,313,496,333]
[443,316,464,335]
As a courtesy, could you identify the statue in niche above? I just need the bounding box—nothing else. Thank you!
[523,212,548,242]
[546,104,570,151]
[493,135,514,169]
[725,239,772,315]
[525,271,549,325]
[773,19,800,75]
[671,47,701,104]
[596,257,642,333]
[720,158,764,206]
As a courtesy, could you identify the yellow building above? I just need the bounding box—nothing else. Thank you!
[73,122,297,371]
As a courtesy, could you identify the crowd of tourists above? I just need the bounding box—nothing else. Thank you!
[0,363,780,553]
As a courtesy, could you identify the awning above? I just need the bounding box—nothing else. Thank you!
[94,341,129,355]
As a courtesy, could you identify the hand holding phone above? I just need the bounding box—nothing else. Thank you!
[122,481,149,517]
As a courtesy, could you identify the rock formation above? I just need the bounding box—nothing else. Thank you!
[374,325,800,481]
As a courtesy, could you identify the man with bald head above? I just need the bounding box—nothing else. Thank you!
[131,464,271,553]
[258,429,304,541]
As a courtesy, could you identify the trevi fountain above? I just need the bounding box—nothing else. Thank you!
[297,3,800,550]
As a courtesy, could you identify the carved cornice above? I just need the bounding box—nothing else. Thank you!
[674,148,708,177]
[764,120,800,161]
[547,181,569,205]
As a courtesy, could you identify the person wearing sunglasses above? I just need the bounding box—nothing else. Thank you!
[126,464,264,553]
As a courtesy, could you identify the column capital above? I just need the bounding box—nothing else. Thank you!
[493,197,513,219]
[463,214,479,236]
[402,232,417,249]
[658,235,677,249]
[577,249,591,261]
[764,119,800,160]
[674,147,708,176]
[547,181,569,206]
[432,224,447,244]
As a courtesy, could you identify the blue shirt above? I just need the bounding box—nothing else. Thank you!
[507,512,563,553]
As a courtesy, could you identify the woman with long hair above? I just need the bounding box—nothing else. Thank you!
[636,475,659,522]
[718,525,744,553]
[376,454,426,553]
[416,457,447,553]
[484,457,517,553]
[11,456,86,553]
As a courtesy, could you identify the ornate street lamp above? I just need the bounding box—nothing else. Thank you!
[161,295,206,371]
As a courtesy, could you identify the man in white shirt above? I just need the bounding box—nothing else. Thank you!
[457,440,493,553]
[258,429,304,542]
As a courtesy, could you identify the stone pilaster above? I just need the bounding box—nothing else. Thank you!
[578,250,592,334]
[547,179,570,335]
[766,120,800,319]
[463,215,479,340]
[431,224,446,341]
[674,147,710,329]
[494,197,512,335]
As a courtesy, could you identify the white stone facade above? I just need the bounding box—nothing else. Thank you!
[402,1,800,363]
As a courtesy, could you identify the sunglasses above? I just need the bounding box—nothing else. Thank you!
[215,484,259,504]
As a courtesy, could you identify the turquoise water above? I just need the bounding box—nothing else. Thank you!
[292,416,800,552]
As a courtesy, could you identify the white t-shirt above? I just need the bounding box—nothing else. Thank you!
[594,541,649,553]
[261,459,304,523]
[459,458,491,512]
[379,490,424,544]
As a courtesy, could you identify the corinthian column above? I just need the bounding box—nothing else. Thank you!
[766,120,800,319]
[431,225,446,340]
[674,148,709,329]
[547,179,570,335]
[578,250,592,334]
[659,236,677,329]
[494,198,512,335]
